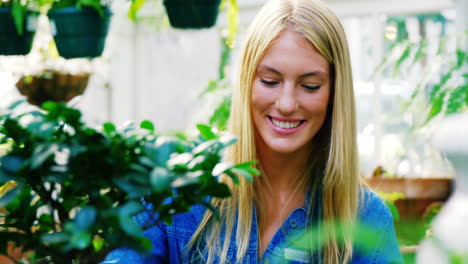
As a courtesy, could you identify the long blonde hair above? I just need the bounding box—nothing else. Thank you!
[188,0,360,263]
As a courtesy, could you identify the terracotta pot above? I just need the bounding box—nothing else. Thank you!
[15,71,90,107]
[366,177,453,220]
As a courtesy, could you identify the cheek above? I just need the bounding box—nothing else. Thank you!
[251,84,274,113]
[302,92,330,116]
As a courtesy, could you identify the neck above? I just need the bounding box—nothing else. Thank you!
[256,145,310,196]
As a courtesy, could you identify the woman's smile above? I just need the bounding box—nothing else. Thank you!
[268,116,305,135]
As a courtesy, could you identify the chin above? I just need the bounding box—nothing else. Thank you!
[268,142,305,154]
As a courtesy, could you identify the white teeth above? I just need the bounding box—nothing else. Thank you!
[271,118,301,129]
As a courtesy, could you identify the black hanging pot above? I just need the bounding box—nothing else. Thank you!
[163,0,221,29]
[0,8,38,55]
[47,6,111,59]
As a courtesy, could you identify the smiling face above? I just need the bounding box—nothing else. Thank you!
[251,28,331,157]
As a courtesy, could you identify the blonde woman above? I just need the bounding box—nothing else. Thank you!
[102,0,402,263]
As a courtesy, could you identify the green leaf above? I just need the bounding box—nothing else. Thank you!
[232,161,260,176]
[171,171,202,188]
[196,124,217,141]
[75,206,97,231]
[192,140,221,155]
[199,80,219,97]
[412,40,427,65]
[226,0,238,48]
[225,170,240,185]
[207,183,231,198]
[187,155,207,170]
[0,156,24,174]
[31,144,59,169]
[120,201,144,217]
[154,137,177,165]
[150,167,173,193]
[92,236,105,252]
[232,168,253,182]
[11,0,26,35]
[128,0,146,21]
[219,134,237,147]
[0,169,14,185]
[446,86,466,115]
[41,101,59,112]
[393,43,413,77]
[114,176,149,198]
[465,84,468,106]
[0,185,22,208]
[439,71,452,87]
[41,232,69,244]
[103,122,116,136]
[209,97,231,131]
[70,231,92,249]
[425,91,446,123]
[7,100,25,110]
[140,120,154,132]
[119,202,144,237]
[456,49,467,69]
[212,162,232,176]
[167,153,192,168]
[139,237,153,251]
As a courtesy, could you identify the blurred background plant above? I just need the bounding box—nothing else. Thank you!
[0,100,258,263]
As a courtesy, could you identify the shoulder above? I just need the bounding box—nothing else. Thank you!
[353,187,404,264]
[358,186,392,224]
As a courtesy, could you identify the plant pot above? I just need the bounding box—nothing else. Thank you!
[0,9,38,55]
[163,0,221,29]
[47,7,111,59]
[15,71,90,106]
[366,177,453,220]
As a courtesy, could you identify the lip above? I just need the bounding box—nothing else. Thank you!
[267,116,305,135]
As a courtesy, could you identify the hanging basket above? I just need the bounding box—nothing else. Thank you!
[163,0,221,29]
[0,8,38,55]
[47,7,111,59]
[16,71,90,107]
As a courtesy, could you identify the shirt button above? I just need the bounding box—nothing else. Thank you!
[290,219,297,228]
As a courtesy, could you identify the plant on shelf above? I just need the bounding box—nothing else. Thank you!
[0,101,259,264]
[0,0,40,55]
[46,0,112,59]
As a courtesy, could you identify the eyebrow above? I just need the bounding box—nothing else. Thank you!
[259,65,327,78]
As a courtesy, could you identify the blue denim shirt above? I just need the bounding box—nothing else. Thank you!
[101,188,403,263]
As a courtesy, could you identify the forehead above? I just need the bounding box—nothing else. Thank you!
[258,29,330,74]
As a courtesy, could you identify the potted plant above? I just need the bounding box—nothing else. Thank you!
[15,69,91,107]
[0,101,258,263]
[0,0,39,55]
[162,0,221,29]
[47,0,112,59]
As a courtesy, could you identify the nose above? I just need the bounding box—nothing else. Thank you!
[275,82,298,115]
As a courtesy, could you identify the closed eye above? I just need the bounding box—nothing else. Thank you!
[302,85,321,90]
[260,79,279,86]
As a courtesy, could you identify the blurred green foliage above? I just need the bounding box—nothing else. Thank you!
[0,101,258,263]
